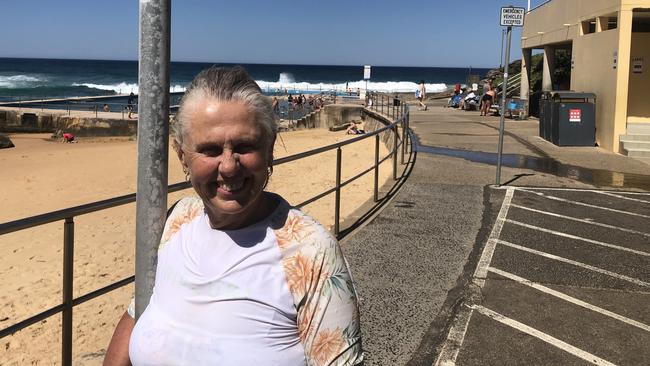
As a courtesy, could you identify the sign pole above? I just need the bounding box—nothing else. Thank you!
[496,25,512,186]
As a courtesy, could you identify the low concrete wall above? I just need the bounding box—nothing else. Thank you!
[295,104,365,129]
[0,108,137,136]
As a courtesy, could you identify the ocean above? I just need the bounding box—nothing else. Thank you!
[0,58,490,102]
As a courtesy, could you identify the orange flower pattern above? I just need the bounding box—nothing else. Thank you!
[275,210,363,366]
[129,196,363,364]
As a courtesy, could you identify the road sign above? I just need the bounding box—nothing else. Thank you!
[364,65,371,80]
[500,7,525,27]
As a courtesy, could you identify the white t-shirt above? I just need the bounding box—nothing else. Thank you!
[128,195,362,366]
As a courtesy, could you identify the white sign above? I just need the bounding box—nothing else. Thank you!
[364,65,371,80]
[500,7,525,27]
[632,57,643,74]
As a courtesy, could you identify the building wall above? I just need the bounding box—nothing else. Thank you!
[627,33,650,120]
[571,29,620,151]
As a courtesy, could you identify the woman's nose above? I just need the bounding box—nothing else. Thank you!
[218,151,239,176]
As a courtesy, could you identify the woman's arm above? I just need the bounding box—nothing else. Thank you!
[103,311,134,366]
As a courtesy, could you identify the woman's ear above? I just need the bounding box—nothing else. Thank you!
[173,139,189,171]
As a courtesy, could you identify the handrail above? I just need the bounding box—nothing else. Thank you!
[0,93,414,366]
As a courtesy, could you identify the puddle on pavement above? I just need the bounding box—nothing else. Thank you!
[416,144,650,190]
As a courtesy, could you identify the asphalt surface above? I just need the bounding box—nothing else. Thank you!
[341,101,650,365]
[440,187,650,366]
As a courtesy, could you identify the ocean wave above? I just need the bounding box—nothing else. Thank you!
[72,82,186,94]
[0,74,45,88]
[255,79,447,94]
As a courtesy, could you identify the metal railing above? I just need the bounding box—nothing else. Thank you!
[0,97,413,365]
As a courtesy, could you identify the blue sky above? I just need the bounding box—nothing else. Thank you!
[0,0,548,68]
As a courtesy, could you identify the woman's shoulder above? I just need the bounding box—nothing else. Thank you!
[159,196,205,250]
[270,202,337,254]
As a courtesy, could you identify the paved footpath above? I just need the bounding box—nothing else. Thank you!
[342,101,650,365]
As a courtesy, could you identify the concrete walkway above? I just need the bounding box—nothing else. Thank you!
[341,100,650,365]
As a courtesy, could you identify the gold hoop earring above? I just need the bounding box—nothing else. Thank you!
[184,169,190,182]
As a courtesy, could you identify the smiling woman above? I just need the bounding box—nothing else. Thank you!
[103,66,364,366]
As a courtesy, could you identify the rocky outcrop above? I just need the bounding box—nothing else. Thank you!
[0,134,14,149]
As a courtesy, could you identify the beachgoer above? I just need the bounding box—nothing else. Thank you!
[416,80,427,111]
[346,121,365,135]
[271,96,279,115]
[480,85,496,116]
[62,133,75,143]
[459,88,478,111]
[103,104,110,112]
[127,92,136,119]
[104,66,363,366]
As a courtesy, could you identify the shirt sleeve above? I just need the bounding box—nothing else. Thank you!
[276,211,364,366]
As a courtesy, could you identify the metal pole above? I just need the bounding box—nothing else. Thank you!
[334,147,342,236]
[392,124,398,180]
[381,95,384,115]
[496,26,512,187]
[374,135,379,202]
[500,29,505,69]
[401,116,405,164]
[62,217,74,366]
[136,0,171,319]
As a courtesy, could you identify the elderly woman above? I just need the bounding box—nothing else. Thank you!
[104,66,363,365]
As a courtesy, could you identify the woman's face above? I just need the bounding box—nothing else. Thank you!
[178,98,272,227]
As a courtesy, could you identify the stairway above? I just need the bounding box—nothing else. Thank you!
[620,122,650,165]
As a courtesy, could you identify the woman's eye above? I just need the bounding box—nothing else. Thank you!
[200,148,221,157]
[235,144,255,153]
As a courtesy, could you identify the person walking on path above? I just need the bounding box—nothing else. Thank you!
[416,80,427,111]
[127,92,136,119]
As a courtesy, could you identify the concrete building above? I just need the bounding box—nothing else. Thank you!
[520,0,650,158]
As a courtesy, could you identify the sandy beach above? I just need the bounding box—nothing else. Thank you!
[0,128,391,365]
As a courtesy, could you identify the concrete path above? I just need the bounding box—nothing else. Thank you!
[342,101,650,365]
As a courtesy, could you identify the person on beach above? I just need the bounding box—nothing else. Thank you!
[127,92,136,119]
[416,80,427,111]
[104,66,363,366]
[480,84,496,116]
[103,104,110,112]
[271,96,279,115]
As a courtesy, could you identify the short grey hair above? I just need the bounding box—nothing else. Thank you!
[172,66,277,147]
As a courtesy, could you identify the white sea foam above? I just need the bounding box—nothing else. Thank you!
[255,79,447,94]
[72,82,186,94]
[0,74,44,88]
[71,79,448,95]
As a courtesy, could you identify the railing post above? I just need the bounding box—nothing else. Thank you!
[374,134,380,202]
[401,116,405,165]
[381,95,384,115]
[392,124,398,180]
[62,217,74,366]
[334,147,342,236]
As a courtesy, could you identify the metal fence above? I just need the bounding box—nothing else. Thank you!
[0,96,413,365]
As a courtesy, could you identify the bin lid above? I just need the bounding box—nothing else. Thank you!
[550,91,596,100]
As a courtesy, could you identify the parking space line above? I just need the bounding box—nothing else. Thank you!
[475,187,515,287]
[505,219,650,257]
[510,204,650,238]
[512,187,650,196]
[471,305,617,366]
[433,306,475,366]
[594,191,650,204]
[488,267,650,332]
[433,187,515,366]
[497,240,650,288]
[517,189,650,219]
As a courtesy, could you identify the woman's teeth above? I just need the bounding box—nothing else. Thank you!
[219,180,244,192]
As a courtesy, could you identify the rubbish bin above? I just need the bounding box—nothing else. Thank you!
[538,92,553,141]
[543,91,596,146]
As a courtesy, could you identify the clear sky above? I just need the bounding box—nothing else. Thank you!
[0,0,548,68]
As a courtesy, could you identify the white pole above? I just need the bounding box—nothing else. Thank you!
[527,0,531,11]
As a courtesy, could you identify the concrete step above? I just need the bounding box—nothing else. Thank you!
[623,147,650,158]
[626,123,650,135]
[620,134,650,142]
[620,140,650,150]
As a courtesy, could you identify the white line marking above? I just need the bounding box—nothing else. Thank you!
[510,186,650,196]
[433,187,515,366]
[505,219,650,257]
[471,305,617,366]
[518,188,650,219]
[474,187,515,287]
[595,190,650,204]
[497,239,650,288]
[510,204,650,238]
[488,267,650,332]
[433,306,474,366]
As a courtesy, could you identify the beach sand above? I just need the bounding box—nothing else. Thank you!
[0,129,392,365]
